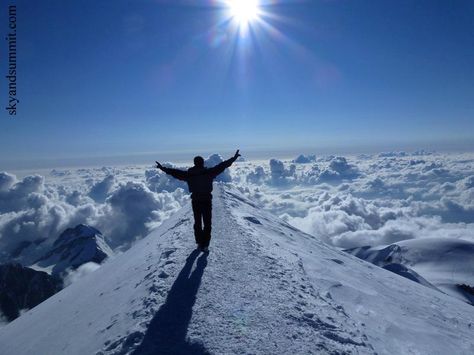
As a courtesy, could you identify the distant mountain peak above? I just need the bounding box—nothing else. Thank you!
[33,224,113,276]
[53,224,103,248]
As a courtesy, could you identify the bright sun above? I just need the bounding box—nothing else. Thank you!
[228,0,260,24]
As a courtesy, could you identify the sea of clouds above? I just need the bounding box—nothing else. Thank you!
[1,151,473,264]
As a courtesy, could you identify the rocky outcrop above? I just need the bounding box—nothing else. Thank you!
[0,263,62,322]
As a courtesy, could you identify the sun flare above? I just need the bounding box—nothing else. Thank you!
[228,0,260,24]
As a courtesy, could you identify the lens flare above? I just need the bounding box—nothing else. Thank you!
[228,0,260,24]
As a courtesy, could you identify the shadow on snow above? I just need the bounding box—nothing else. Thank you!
[132,249,210,355]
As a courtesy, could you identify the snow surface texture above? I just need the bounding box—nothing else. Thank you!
[0,185,473,355]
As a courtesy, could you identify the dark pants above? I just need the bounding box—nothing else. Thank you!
[191,198,212,247]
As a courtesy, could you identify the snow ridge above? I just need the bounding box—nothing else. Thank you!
[0,185,473,355]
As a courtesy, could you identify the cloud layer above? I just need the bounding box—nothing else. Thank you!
[0,167,189,263]
[1,151,473,264]
[230,152,474,249]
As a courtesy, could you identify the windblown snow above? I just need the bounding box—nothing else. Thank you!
[0,185,473,354]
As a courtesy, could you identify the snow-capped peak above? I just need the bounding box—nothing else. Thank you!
[32,224,113,276]
[53,224,102,248]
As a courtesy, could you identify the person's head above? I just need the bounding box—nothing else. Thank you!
[193,156,204,168]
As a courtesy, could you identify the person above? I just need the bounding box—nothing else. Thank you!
[156,150,241,252]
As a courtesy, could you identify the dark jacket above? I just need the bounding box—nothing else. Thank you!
[161,157,236,200]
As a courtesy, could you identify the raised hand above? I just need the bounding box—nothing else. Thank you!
[155,161,163,170]
[234,149,241,159]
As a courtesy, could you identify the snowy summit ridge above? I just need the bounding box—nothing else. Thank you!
[0,185,473,354]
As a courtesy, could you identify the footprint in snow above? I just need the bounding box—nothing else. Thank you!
[160,249,176,259]
[158,271,169,279]
[243,216,262,225]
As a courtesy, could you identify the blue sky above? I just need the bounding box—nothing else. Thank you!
[1,0,474,167]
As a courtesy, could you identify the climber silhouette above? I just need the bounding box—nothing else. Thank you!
[156,150,240,252]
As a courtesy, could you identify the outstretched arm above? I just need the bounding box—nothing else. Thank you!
[208,150,241,178]
[156,161,188,181]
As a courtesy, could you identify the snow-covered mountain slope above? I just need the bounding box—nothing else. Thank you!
[32,224,113,276]
[0,185,473,354]
[380,263,439,290]
[345,238,474,305]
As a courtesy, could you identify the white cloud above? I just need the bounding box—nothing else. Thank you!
[63,262,101,286]
[205,154,232,182]
[231,152,474,249]
[0,174,45,213]
[246,166,266,185]
[292,154,316,164]
[0,169,188,263]
[317,156,360,183]
[145,168,188,193]
[269,159,296,186]
[0,172,16,192]
[89,175,115,202]
[98,181,182,249]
